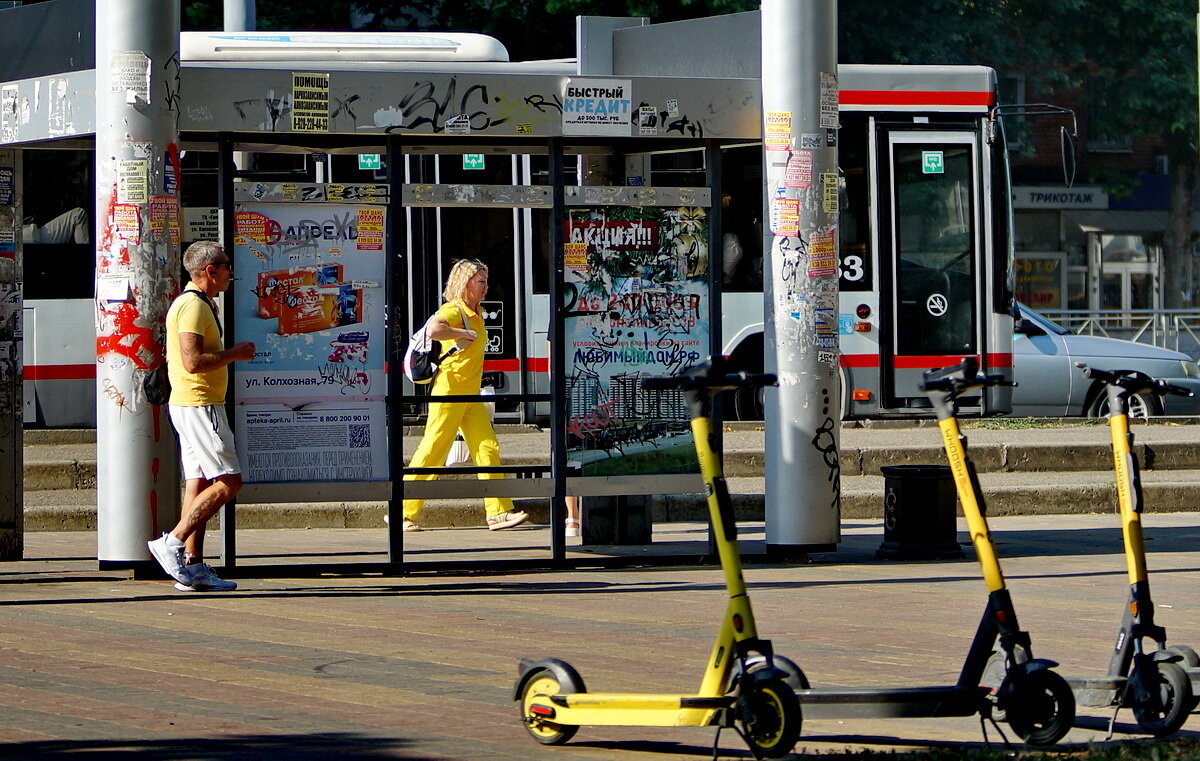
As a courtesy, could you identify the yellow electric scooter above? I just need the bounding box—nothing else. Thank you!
[514,362,802,759]
[1063,364,1197,737]
[918,357,1076,745]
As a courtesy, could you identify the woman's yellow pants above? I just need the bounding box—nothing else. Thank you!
[403,399,515,521]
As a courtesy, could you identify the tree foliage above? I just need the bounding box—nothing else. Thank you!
[183,0,1200,303]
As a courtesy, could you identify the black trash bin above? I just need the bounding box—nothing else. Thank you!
[876,465,964,560]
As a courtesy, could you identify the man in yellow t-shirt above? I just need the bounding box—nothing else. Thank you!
[147,241,255,592]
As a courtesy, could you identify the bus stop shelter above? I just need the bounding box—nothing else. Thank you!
[0,3,764,572]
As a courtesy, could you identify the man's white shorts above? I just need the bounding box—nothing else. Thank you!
[168,404,241,481]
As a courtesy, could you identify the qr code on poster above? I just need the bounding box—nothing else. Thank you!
[349,424,370,449]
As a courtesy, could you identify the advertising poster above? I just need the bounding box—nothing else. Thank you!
[562,78,633,136]
[232,202,388,482]
[563,205,709,476]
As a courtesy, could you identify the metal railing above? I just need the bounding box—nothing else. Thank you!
[1039,309,1200,359]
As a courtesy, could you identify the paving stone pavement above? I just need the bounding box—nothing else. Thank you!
[1,513,1198,759]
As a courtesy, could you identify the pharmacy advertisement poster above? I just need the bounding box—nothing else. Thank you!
[231,201,388,482]
[562,205,709,476]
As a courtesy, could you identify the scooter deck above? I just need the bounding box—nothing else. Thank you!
[796,685,986,719]
[1064,676,1125,708]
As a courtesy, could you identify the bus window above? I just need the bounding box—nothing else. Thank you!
[892,143,976,356]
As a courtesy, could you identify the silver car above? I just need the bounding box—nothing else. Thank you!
[1012,304,1200,418]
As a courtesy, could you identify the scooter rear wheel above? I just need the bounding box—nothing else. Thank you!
[1131,661,1193,737]
[519,668,581,745]
[737,676,802,759]
[1005,669,1075,746]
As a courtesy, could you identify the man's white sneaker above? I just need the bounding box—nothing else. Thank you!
[174,563,237,592]
[147,533,190,584]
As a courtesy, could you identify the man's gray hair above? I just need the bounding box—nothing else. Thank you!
[183,241,225,276]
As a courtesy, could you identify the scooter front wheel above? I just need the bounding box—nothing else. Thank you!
[1005,669,1075,746]
[1131,661,1193,737]
[1166,644,1200,668]
[519,667,582,745]
[737,676,802,759]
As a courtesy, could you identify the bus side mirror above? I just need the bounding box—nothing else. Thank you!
[1061,126,1077,189]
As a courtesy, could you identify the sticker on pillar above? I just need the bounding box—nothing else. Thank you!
[356,208,384,251]
[149,196,176,242]
[292,72,330,132]
[1,86,16,143]
[800,133,822,149]
[808,230,837,277]
[0,229,13,260]
[822,172,839,214]
[771,198,798,236]
[118,159,148,204]
[113,204,141,244]
[109,50,150,105]
[815,307,837,349]
[765,111,791,152]
[820,72,839,129]
[666,98,679,117]
[926,293,949,317]
[517,123,533,134]
[0,166,12,206]
[785,151,813,189]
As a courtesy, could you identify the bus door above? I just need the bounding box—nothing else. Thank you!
[877,125,986,412]
[416,154,527,421]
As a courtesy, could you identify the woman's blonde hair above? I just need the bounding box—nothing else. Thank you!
[443,259,487,302]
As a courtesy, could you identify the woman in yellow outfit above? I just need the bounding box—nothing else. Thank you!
[402,259,528,532]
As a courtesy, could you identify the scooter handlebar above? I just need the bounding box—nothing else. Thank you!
[919,357,1016,394]
[1076,363,1194,397]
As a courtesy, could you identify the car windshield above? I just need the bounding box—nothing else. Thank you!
[1018,303,1072,335]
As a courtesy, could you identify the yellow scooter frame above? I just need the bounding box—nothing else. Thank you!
[918,358,1076,745]
[1062,364,1197,737]
[514,363,802,759]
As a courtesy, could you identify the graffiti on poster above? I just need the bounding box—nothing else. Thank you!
[563,205,709,476]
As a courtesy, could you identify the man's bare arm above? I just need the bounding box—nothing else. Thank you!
[179,332,256,374]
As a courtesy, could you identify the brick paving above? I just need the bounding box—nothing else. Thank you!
[0,515,1198,759]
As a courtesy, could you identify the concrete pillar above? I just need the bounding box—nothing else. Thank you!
[95,0,182,567]
[224,0,256,31]
[761,0,841,553]
[0,147,22,560]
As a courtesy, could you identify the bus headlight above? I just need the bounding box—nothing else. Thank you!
[1181,360,1200,379]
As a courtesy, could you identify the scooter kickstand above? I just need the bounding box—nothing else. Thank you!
[980,713,1012,749]
[710,725,727,761]
[1104,692,1123,741]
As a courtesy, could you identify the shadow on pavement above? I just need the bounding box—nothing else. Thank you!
[0,732,414,759]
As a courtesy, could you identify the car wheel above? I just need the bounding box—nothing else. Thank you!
[1087,390,1159,420]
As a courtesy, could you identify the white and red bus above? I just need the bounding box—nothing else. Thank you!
[20,46,1016,425]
